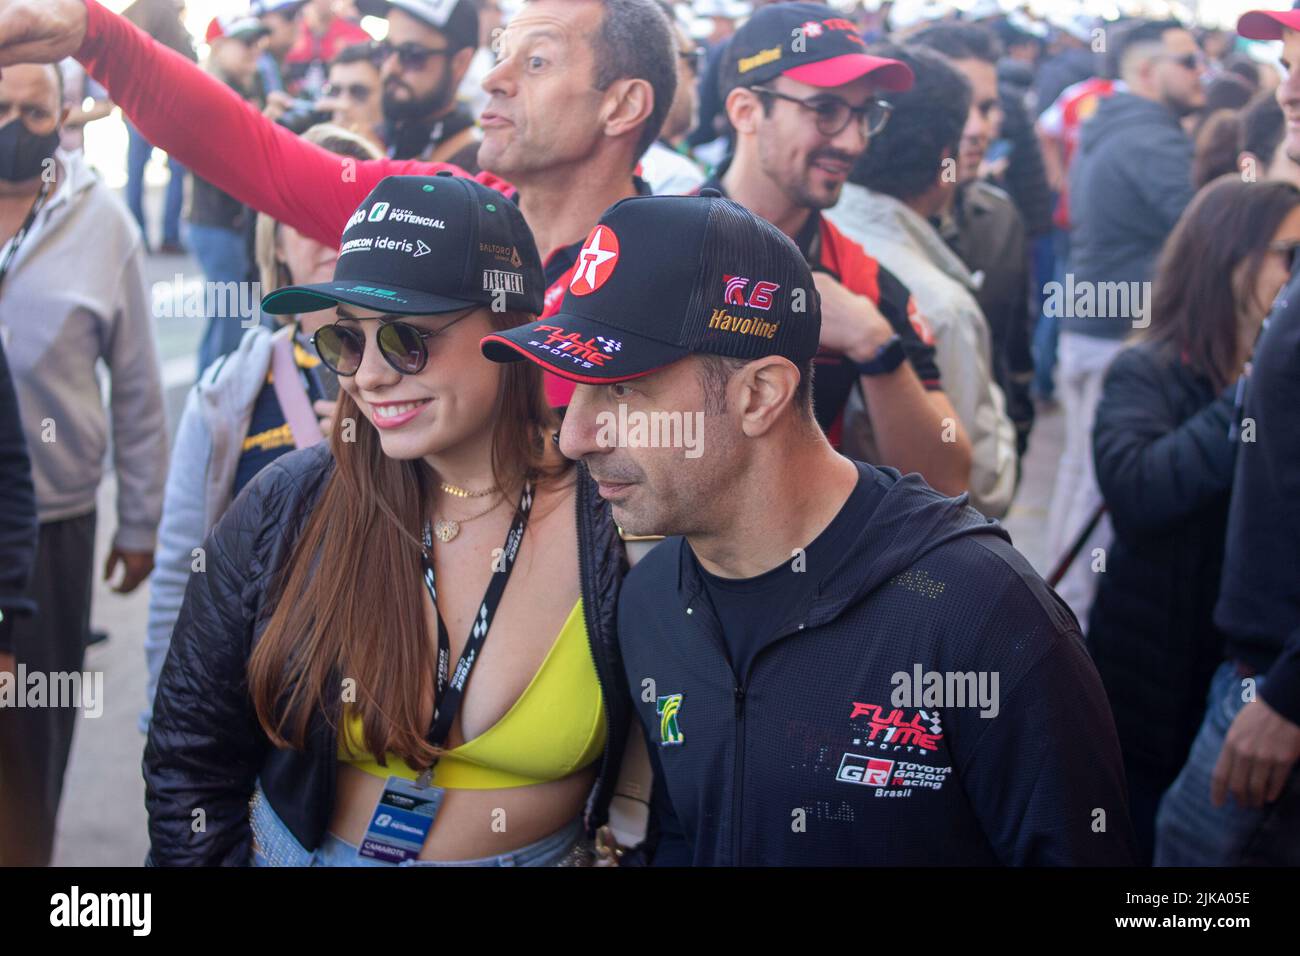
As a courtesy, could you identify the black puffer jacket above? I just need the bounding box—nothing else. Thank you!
[1088,343,1237,774]
[143,442,632,865]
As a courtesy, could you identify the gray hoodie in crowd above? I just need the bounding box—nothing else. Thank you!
[0,148,166,551]
[1066,91,1195,338]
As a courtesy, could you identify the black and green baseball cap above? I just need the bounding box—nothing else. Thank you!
[261,173,544,318]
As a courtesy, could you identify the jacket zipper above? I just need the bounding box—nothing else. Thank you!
[726,618,808,867]
[575,471,614,834]
[732,683,746,866]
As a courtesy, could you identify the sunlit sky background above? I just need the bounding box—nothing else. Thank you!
[85,0,1282,187]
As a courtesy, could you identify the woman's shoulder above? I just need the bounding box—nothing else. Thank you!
[214,444,335,551]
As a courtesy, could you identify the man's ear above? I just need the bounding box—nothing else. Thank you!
[733,356,802,438]
[600,77,655,141]
[725,86,764,136]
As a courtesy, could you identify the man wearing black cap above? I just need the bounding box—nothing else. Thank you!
[357,0,482,168]
[481,191,1135,866]
[1153,5,1300,867]
[705,3,973,499]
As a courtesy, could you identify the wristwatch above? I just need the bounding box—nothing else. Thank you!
[853,334,906,377]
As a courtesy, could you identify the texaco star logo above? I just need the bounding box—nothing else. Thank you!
[569,225,620,296]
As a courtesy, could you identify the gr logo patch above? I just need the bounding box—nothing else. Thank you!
[657,693,684,746]
[368,202,390,222]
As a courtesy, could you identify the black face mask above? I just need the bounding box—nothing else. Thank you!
[0,118,61,183]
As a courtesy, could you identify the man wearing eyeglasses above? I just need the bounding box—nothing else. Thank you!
[358,0,482,170]
[828,43,1017,520]
[705,3,974,500]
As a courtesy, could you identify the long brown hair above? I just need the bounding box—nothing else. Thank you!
[1145,175,1300,390]
[247,309,568,768]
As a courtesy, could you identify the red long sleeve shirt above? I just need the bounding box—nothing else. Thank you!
[77,0,627,406]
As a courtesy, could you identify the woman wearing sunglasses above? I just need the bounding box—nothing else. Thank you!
[142,123,380,734]
[1088,175,1300,863]
[143,173,634,867]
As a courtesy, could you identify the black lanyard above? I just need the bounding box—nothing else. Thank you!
[415,481,534,787]
[0,179,52,298]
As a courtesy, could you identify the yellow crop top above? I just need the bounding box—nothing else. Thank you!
[337,600,606,790]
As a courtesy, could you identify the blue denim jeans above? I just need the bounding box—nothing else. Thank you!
[189,223,253,375]
[248,785,585,867]
[125,121,186,246]
[1154,661,1300,866]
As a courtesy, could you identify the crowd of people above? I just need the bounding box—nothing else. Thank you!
[0,0,1296,869]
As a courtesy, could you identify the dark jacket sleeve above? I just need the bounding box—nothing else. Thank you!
[142,463,281,865]
[0,337,37,653]
[997,89,1054,239]
[958,575,1137,865]
[1093,348,1236,537]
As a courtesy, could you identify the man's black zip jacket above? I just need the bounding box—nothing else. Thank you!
[621,462,1137,866]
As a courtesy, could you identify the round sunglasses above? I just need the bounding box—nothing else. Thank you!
[312,309,476,376]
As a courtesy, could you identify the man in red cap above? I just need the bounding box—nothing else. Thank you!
[1154,4,1300,867]
[702,3,973,499]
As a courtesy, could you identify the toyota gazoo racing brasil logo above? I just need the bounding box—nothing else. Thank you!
[836,754,893,786]
[569,225,620,296]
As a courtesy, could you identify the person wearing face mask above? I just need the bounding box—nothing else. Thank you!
[0,62,166,866]
[140,124,381,736]
[144,175,641,867]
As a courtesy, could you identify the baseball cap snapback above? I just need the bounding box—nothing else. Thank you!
[356,0,480,50]
[261,173,544,317]
[480,190,821,383]
[720,2,914,96]
[1238,3,1300,40]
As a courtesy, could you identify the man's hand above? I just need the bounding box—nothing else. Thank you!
[1211,696,1300,808]
[0,0,88,68]
[263,90,295,122]
[314,399,338,439]
[813,272,896,364]
[104,547,153,594]
[0,650,13,676]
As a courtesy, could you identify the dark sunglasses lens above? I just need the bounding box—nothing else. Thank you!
[314,325,363,375]
[378,322,427,373]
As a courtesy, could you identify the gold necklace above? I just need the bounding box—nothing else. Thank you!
[439,480,500,499]
[433,493,504,543]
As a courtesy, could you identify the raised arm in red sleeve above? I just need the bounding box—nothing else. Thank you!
[75,0,511,248]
